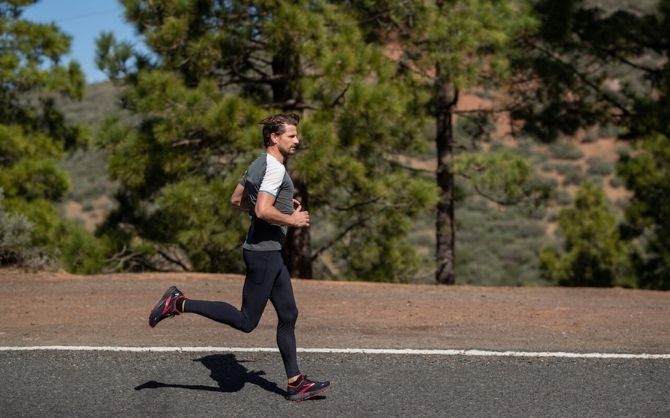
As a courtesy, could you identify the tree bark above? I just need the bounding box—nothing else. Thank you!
[284,176,313,278]
[433,67,458,285]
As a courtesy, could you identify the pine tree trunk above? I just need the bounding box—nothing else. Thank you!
[271,49,313,278]
[284,177,313,278]
[434,68,458,285]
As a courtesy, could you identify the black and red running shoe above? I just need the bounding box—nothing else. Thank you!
[148,286,186,328]
[286,375,330,401]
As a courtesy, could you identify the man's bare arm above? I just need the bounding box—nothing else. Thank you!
[230,184,249,211]
[256,192,309,227]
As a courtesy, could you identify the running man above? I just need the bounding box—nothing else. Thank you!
[148,113,330,401]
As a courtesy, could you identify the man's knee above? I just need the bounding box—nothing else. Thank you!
[279,306,298,325]
[239,315,261,333]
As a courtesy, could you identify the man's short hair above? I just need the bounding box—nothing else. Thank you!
[260,113,300,146]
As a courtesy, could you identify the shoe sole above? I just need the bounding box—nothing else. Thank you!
[286,385,330,402]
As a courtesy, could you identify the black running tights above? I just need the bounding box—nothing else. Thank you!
[183,250,300,378]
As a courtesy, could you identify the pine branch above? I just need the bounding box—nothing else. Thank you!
[589,43,662,76]
[157,249,191,271]
[334,198,381,212]
[383,156,435,174]
[526,40,634,117]
[330,82,351,108]
[473,183,523,206]
[310,218,368,262]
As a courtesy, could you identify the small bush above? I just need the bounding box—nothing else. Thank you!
[545,162,581,176]
[587,157,614,176]
[555,190,572,205]
[563,166,585,186]
[598,123,620,138]
[617,143,632,158]
[0,197,50,268]
[540,162,553,173]
[489,141,506,152]
[581,129,599,143]
[1,209,34,265]
[549,141,584,160]
[54,221,111,274]
[82,201,95,212]
[526,174,558,190]
[609,175,625,188]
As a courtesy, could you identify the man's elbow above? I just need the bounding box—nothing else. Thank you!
[254,206,268,220]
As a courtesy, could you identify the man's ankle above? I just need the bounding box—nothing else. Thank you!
[287,374,303,385]
[176,297,186,313]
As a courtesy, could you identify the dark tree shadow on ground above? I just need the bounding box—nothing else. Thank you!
[134,354,286,397]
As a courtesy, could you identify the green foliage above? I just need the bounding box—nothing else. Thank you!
[334,209,424,283]
[618,134,670,289]
[554,189,573,205]
[93,72,265,271]
[581,129,599,143]
[352,1,539,283]
[598,123,620,139]
[455,196,550,286]
[540,182,632,287]
[2,196,60,247]
[510,1,640,141]
[549,141,585,160]
[95,0,437,277]
[358,0,537,88]
[453,151,535,203]
[521,0,670,289]
[562,166,585,186]
[0,189,42,266]
[53,220,111,274]
[0,1,110,273]
[608,175,624,189]
[586,157,614,176]
[543,162,580,176]
[156,176,249,272]
[0,1,86,144]
[516,0,670,289]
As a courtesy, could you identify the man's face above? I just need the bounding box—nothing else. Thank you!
[273,124,300,157]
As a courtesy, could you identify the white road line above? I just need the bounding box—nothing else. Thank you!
[0,346,669,359]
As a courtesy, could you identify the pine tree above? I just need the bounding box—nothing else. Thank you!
[618,135,670,290]
[96,0,437,280]
[350,0,539,284]
[0,0,92,268]
[539,182,632,287]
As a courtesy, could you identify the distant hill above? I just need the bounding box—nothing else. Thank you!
[59,81,127,127]
[58,82,124,231]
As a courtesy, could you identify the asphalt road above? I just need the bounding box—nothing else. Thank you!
[2,350,668,417]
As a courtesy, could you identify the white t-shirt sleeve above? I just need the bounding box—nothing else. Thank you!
[259,156,285,197]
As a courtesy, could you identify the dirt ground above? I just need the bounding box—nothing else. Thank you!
[1,268,669,354]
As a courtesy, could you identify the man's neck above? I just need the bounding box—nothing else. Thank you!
[266,146,285,164]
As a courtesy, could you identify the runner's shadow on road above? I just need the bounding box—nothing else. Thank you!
[134,354,286,397]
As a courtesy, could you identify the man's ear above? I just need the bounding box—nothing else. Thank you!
[270,133,279,145]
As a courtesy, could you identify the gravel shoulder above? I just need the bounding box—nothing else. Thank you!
[2,269,669,353]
